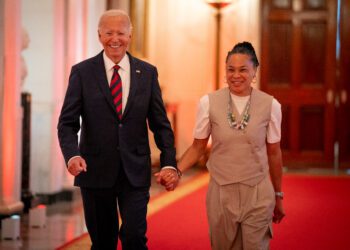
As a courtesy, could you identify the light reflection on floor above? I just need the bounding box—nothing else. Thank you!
[0,199,86,250]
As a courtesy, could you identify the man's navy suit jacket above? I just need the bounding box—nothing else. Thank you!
[57,51,176,188]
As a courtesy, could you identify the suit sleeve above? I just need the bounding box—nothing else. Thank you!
[57,66,83,164]
[147,68,177,168]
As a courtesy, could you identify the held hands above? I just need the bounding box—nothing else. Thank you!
[67,157,87,176]
[273,198,285,223]
[154,168,180,191]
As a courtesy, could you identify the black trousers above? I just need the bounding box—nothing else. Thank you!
[80,168,150,250]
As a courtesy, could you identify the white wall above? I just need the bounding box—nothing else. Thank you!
[22,0,57,193]
[221,0,261,88]
[147,0,261,155]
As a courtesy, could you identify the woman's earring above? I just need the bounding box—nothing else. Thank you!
[252,75,257,84]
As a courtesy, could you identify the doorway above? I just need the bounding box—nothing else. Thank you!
[261,0,349,168]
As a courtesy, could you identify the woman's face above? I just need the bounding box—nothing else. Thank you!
[225,53,257,96]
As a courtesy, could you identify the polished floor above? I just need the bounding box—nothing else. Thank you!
[0,166,348,250]
[0,196,85,250]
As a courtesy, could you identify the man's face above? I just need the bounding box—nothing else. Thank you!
[98,15,132,63]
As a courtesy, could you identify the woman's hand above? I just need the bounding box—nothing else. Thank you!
[273,198,285,223]
[154,168,180,191]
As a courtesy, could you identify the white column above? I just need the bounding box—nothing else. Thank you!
[21,0,106,194]
[86,0,105,58]
[22,0,57,194]
[51,0,68,193]
[0,0,24,215]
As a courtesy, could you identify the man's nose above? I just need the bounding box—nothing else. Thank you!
[111,34,119,41]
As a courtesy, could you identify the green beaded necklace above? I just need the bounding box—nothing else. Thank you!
[227,90,252,130]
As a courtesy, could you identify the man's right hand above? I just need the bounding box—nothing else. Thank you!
[154,168,180,191]
[67,156,87,176]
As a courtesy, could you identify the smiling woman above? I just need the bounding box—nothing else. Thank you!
[175,42,285,250]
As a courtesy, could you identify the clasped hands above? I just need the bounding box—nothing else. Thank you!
[154,168,180,191]
[68,157,180,191]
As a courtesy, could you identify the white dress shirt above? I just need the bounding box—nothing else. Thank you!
[103,52,130,113]
[193,92,282,143]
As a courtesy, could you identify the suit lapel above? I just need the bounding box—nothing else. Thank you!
[91,51,142,120]
[122,53,141,118]
[92,52,118,115]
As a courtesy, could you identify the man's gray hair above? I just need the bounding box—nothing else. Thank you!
[98,9,133,32]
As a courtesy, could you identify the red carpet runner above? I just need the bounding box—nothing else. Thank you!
[58,174,350,249]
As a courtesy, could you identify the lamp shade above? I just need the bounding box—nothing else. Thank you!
[206,0,233,8]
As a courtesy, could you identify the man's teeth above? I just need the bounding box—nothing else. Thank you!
[111,45,120,48]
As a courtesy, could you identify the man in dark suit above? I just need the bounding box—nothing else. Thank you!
[57,9,180,250]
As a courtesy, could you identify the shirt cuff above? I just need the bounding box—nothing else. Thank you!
[162,166,182,177]
[162,166,177,171]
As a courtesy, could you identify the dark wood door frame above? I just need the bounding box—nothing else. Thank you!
[261,0,342,168]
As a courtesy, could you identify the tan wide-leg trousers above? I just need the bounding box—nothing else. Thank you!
[206,175,275,250]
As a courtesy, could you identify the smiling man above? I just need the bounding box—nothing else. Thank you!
[98,11,131,64]
[57,9,180,250]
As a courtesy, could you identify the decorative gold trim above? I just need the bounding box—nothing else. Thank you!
[148,172,209,216]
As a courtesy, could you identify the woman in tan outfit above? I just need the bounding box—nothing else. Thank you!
[173,42,285,250]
